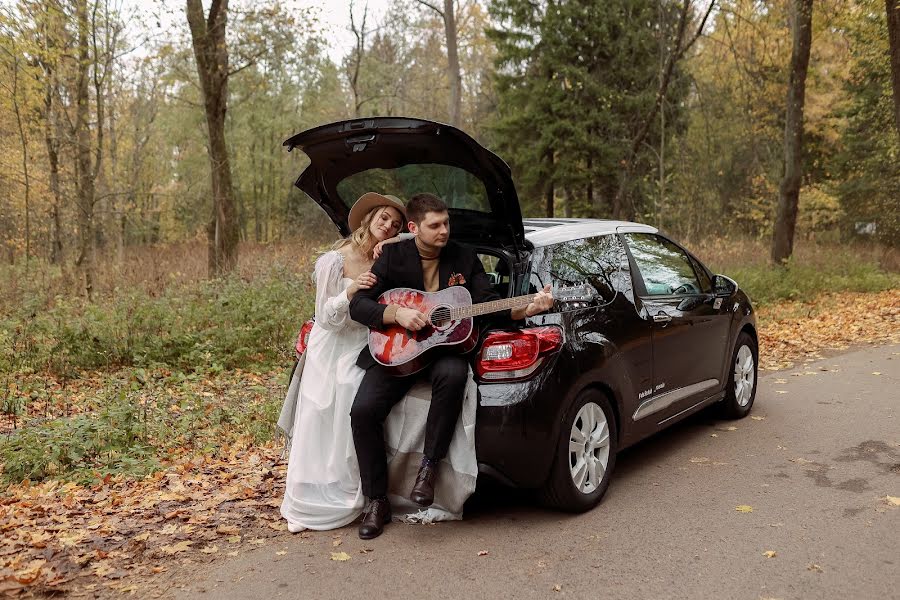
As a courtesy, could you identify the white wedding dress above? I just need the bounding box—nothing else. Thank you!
[280,251,478,531]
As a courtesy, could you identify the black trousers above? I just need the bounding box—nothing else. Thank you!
[350,354,468,499]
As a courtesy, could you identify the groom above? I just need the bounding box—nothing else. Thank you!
[348,193,553,539]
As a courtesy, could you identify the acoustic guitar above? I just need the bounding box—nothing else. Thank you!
[368,284,591,376]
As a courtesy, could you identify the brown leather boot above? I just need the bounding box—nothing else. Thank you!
[410,463,437,507]
[358,497,391,540]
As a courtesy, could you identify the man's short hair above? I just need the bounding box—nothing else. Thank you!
[406,193,448,224]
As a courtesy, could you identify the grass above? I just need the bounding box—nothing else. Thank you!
[683,236,899,305]
[0,234,896,485]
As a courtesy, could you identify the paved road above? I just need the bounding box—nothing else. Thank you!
[173,344,899,600]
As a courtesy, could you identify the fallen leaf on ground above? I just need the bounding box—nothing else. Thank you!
[763,550,777,558]
[808,564,824,572]
[331,552,351,562]
[883,496,900,507]
[332,539,342,547]
[735,505,754,513]
[553,584,562,592]
[276,550,287,556]
[751,416,766,421]
[872,372,881,375]
[200,545,219,554]
[160,540,193,555]
[478,550,489,556]
[216,524,240,536]
[690,457,709,463]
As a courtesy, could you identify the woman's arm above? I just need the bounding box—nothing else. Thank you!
[313,252,352,331]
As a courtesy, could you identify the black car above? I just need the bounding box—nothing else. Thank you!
[284,117,758,512]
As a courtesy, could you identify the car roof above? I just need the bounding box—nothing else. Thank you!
[523,218,658,247]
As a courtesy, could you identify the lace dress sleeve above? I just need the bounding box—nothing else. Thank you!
[313,251,351,331]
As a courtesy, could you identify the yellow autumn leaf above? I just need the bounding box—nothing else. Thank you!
[332,539,343,547]
[133,532,151,542]
[763,550,777,558]
[735,505,753,513]
[884,496,900,507]
[331,551,351,562]
[200,545,219,554]
[227,535,241,544]
[160,540,193,555]
[751,416,766,421]
[276,550,287,556]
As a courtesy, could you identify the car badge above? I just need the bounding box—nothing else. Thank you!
[713,298,723,310]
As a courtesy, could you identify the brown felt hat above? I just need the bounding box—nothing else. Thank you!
[348,192,407,232]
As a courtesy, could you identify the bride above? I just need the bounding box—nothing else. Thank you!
[280,192,478,532]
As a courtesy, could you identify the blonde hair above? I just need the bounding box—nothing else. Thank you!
[330,205,395,258]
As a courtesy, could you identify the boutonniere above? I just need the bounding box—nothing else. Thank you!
[448,272,466,286]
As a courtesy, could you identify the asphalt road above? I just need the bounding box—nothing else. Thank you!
[172,344,899,600]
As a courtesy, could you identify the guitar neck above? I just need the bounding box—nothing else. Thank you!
[450,294,533,320]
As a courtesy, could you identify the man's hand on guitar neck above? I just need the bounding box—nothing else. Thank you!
[512,284,554,320]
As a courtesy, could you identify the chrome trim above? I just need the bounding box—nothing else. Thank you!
[657,391,725,426]
[632,379,719,421]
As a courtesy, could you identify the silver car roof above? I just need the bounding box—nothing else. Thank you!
[523,218,657,247]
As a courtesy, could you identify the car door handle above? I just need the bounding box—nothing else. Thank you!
[652,312,672,323]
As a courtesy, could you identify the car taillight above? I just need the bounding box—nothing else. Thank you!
[295,319,315,357]
[476,326,563,381]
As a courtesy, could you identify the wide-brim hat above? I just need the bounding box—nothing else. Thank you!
[348,192,407,232]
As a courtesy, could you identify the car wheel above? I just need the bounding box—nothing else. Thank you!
[719,331,758,419]
[539,390,617,512]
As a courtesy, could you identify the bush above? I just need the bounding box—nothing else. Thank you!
[0,266,315,376]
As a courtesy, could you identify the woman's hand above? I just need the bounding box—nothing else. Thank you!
[347,271,377,299]
[373,235,404,259]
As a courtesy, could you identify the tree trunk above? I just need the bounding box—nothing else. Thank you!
[187,0,239,276]
[771,0,813,265]
[10,57,31,268]
[74,0,96,300]
[544,148,554,217]
[888,0,900,141]
[443,0,462,127]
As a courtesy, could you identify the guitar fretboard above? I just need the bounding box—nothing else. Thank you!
[449,295,534,320]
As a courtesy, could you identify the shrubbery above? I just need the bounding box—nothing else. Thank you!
[1,265,314,376]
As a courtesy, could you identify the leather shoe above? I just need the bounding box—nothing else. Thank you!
[410,463,437,507]
[358,498,391,540]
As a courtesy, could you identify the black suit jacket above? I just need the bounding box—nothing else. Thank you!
[349,238,509,370]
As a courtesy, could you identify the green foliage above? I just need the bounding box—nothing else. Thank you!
[0,367,288,484]
[488,0,691,218]
[712,254,899,306]
[1,390,158,483]
[0,266,314,376]
[830,0,900,246]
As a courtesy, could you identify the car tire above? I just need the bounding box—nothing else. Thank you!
[539,389,617,513]
[719,331,758,419]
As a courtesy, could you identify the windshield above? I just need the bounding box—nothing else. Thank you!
[335,164,491,212]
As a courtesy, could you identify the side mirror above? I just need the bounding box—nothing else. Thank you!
[713,274,738,297]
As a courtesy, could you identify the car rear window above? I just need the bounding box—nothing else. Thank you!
[529,234,631,305]
[335,164,491,213]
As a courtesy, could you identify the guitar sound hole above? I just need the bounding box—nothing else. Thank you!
[430,306,452,329]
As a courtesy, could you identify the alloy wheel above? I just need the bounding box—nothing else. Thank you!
[734,345,755,407]
[568,402,611,494]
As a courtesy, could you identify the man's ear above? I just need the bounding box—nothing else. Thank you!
[407,221,419,235]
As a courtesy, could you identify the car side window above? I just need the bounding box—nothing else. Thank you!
[623,233,702,296]
[687,254,713,293]
[529,235,630,305]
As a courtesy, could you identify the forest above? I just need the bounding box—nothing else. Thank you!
[0,0,898,593]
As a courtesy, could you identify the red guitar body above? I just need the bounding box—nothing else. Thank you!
[369,286,478,376]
